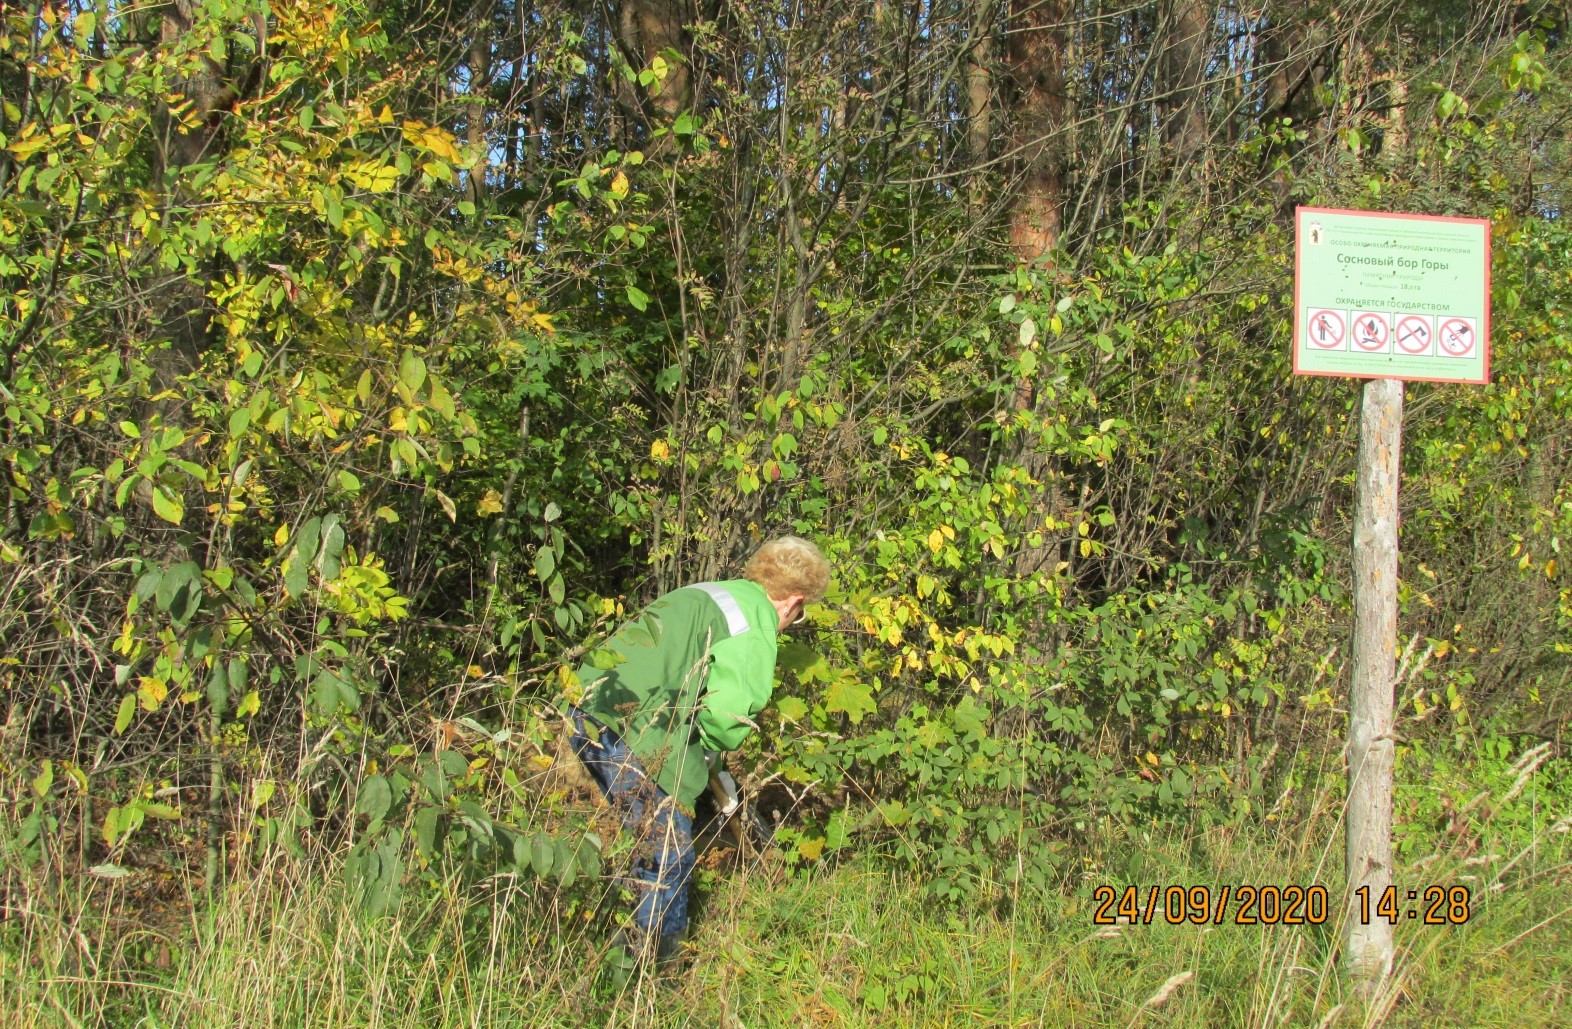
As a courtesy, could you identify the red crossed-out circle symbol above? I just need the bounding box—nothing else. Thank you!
[1305,308,1345,349]
[1352,312,1390,352]
[1394,315,1433,355]
[1438,317,1476,358]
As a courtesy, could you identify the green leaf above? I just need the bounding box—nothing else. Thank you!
[151,486,184,525]
[283,558,307,599]
[824,677,877,724]
[137,801,181,820]
[428,377,455,417]
[625,284,650,311]
[119,420,141,439]
[227,657,248,697]
[775,696,808,722]
[295,517,322,565]
[357,775,393,822]
[777,641,827,680]
[207,661,229,715]
[414,805,442,859]
[555,839,578,886]
[228,408,250,435]
[31,760,54,798]
[529,832,554,876]
[312,670,344,717]
[399,351,427,392]
[156,561,198,613]
[949,696,988,737]
[534,547,556,580]
[439,749,469,778]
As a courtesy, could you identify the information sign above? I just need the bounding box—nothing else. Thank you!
[1294,208,1490,383]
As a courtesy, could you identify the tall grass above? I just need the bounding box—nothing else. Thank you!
[4,750,1567,1029]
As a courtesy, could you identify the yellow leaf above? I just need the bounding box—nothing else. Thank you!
[345,159,398,193]
[476,489,503,517]
[1220,701,1231,718]
[1145,752,1159,767]
[650,439,670,460]
[274,523,289,547]
[7,136,50,160]
[610,171,629,197]
[235,691,261,718]
[466,664,485,678]
[797,837,825,861]
[377,104,394,125]
[137,677,168,712]
[1547,559,1558,579]
[420,127,461,162]
[529,754,554,771]
[940,524,955,541]
[928,528,943,553]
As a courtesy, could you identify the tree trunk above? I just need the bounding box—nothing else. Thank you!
[1161,0,1210,160]
[616,0,694,124]
[467,2,494,208]
[1005,0,1069,262]
[149,1,241,376]
[967,4,995,197]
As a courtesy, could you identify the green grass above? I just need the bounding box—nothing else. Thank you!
[4,800,1567,1029]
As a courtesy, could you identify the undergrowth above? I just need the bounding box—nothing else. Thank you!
[3,742,1567,1028]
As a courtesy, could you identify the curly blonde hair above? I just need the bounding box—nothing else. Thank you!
[743,536,831,603]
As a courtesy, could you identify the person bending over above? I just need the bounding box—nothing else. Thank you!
[566,536,831,975]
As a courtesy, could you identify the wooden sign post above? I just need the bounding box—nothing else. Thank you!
[1293,207,1491,989]
[1347,377,1402,984]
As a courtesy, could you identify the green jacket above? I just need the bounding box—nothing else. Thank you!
[574,579,779,808]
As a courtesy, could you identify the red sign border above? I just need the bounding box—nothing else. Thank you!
[1293,206,1491,385]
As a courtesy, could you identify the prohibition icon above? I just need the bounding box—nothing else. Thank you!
[1394,314,1434,356]
[1351,312,1390,353]
[1305,308,1346,350]
[1437,317,1477,358]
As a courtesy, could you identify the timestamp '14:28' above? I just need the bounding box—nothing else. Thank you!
[1356,885,1471,925]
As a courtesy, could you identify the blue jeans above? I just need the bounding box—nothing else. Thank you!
[568,709,695,937]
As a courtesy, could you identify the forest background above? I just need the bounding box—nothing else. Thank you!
[1,0,1570,1025]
